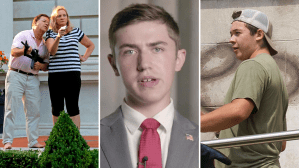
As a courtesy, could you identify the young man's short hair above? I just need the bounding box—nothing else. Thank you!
[232,11,268,48]
[32,14,50,28]
[109,3,181,56]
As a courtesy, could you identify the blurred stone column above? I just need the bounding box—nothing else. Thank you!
[0,1,13,71]
[177,0,199,125]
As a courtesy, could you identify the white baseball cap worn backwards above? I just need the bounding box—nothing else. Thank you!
[233,9,278,56]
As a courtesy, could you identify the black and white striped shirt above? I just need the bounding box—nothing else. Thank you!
[45,27,84,73]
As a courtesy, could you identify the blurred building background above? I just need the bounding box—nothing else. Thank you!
[0,0,98,137]
[100,0,199,125]
[201,0,299,167]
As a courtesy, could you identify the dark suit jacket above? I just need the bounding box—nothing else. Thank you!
[101,106,199,168]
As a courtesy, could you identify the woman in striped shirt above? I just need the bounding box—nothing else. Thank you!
[45,6,95,129]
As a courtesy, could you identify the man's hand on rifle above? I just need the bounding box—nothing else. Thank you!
[23,45,32,56]
[33,62,41,71]
[34,62,48,71]
[21,40,45,69]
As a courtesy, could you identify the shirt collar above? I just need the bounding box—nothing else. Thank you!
[122,98,174,135]
[30,29,36,39]
[30,29,45,46]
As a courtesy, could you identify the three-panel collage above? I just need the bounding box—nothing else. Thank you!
[0,0,298,167]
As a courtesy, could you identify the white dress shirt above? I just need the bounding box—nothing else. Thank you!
[122,98,175,168]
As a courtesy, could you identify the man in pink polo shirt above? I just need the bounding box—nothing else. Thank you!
[3,14,50,150]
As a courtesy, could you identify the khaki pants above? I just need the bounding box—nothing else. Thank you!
[2,70,41,147]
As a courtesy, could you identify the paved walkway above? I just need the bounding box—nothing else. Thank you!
[0,136,98,150]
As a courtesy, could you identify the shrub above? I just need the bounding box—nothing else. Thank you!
[0,150,39,168]
[38,111,92,167]
[0,149,98,167]
[88,149,99,168]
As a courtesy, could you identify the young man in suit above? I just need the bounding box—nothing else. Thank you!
[101,3,199,168]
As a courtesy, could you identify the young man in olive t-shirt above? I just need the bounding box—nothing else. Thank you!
[201,9,288,168]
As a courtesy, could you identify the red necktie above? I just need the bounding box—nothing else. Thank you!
[138,118,162,168]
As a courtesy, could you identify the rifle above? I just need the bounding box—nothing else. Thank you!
[21,40,44,69]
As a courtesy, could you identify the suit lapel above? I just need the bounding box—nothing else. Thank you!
[165,111,199,168]
[101,107,133,168]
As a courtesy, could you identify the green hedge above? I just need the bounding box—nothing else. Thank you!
[0,149,98,168]
[0,150,39,168]
[88,149,99,168]
[0,111,99,167]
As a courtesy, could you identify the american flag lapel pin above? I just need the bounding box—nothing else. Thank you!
[186,134,194,141]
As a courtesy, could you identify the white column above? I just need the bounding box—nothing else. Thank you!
[0,1,13,73]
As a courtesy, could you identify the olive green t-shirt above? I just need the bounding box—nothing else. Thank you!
[215,53,288,168]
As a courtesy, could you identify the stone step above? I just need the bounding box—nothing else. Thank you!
[0,134,98,149]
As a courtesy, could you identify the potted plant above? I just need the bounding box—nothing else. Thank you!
[0,51,8,73]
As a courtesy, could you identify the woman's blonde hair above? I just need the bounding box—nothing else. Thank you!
[49,6,73,33]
